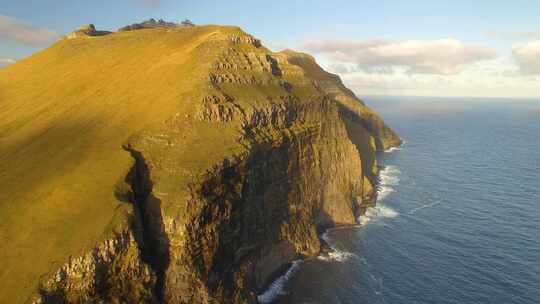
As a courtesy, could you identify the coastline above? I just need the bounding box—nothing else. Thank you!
[257,141,404,303]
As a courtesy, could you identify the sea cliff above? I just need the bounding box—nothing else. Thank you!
[0,22,400,303]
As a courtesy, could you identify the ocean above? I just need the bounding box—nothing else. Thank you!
[261,96,540,304]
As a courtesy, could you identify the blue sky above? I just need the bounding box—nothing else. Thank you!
[2,0,540,97]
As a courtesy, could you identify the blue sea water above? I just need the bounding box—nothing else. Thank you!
[274,97,540,304]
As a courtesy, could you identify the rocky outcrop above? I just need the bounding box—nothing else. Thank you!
[65,19,194,39]
[33,229,156,303]
[65,24,111,39]
[118,19,185,31]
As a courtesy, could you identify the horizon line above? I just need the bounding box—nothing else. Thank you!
[358,94,540,100]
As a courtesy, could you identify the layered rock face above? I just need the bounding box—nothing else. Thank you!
[151,97,366,303]
[0,23,399,303]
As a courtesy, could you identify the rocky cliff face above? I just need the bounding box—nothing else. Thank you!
[150,97,367,303]
[35,229,156,303]
[0,23,399,303]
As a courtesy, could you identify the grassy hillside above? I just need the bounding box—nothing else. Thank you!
[0,25,239,303]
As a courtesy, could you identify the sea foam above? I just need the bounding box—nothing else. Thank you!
[358,165,401,225]
[379,165,401,187]
[385,146,402,153]
[257,260,303,304]
[317,231,357,262]
[317,249,356,262]
[359,204,399,225]
[377,165,401,200]
[385,141,405,153]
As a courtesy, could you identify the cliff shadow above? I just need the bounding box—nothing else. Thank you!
[337,104,380,189]
[191,132,296,300]
[120,145,170,303]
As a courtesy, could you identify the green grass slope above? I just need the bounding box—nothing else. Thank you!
[0,25,243,303]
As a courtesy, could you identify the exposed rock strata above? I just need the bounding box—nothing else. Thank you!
[118,18,189,31]
[153,97,367,303]
[65,24,111,39]
[34,229,156,303]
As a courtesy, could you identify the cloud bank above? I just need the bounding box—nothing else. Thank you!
[304,38,497,75]
[0,14,57,46]
[512,41,540,75]
[0,58,16,67]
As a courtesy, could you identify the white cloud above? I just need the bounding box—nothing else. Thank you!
[304,38,497,75]
[321,57,540,98]
[0,58,16,67]
[327,63,351,74]
[512,41,540,75]
[0,14,57,46]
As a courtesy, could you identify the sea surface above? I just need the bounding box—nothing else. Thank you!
[262,96,540,304]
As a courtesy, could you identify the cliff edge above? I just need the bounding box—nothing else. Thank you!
[0,23,400,303]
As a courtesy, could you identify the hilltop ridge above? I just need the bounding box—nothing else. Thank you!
[0,23,400,303]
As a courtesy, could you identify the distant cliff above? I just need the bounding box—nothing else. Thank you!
[0,22,400,303]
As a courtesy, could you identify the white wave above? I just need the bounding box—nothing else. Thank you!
[358,164,401,225]
[317,249,356,262]
[377,186,394,201]
[376,165,401,202]
[384,141,405,153]
[358,204,399,226]
[385,146,401,153]
[379,165,401,187]
[321,230,330,243]
[367,204,399,218]
[318,231,357,262]
[257,260,303,304]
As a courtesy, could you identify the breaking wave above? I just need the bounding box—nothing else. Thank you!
[257,260,303,304]
[359,204,399,226]
[318,231,357,262]
[385,146,401,153]
[380,165,401,186]
[358,165,401,225]
[385,141,405,153]
[317,250,356,262]
[377,165,401,201]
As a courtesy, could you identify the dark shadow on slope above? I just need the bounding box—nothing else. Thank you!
[266,55,282,77]
[186,131,298,301]
[337,104,385,151]
[337,104,381,212]
[123,145,170,303]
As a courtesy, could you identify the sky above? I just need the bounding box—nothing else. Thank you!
[1,0,540,97]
